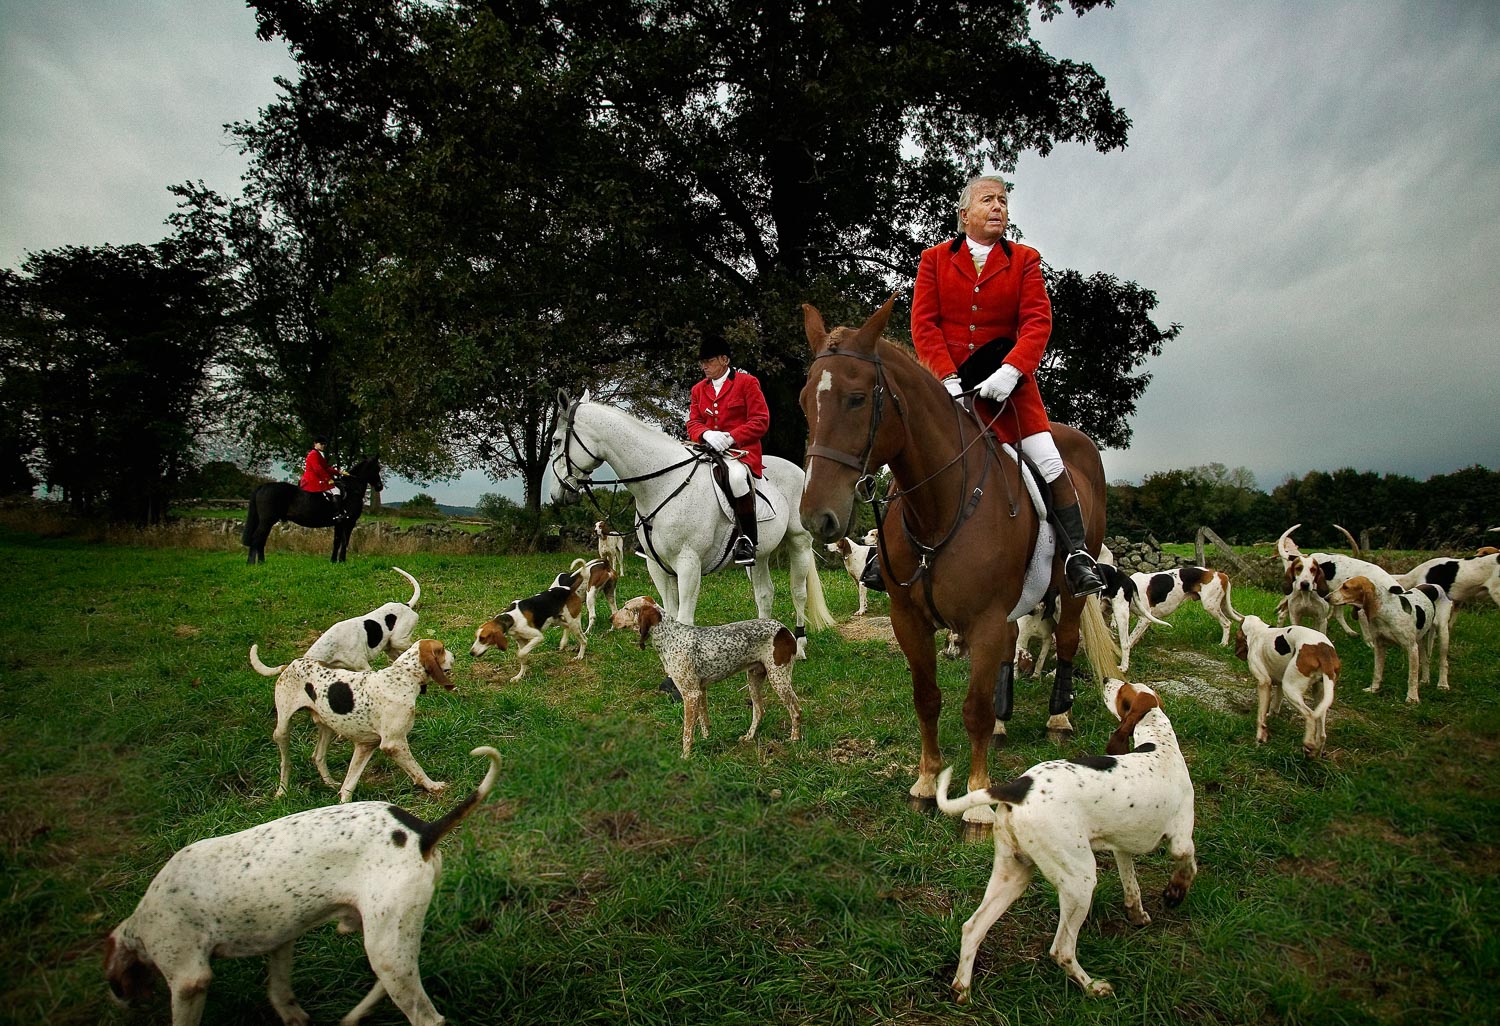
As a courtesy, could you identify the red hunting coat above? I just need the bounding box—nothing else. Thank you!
[299,448,339,492]
[687,368,770,477]
[911,237,1053,443]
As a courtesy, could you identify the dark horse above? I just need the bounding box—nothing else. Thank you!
[242,456,384,564]
[798,300,1119,827]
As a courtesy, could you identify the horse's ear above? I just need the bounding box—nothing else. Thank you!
[580,387,592,403]
[556,389,570,410]
[851,295,896,353]
[802,303,828,351]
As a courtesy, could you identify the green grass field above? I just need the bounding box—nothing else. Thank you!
[1,528,1496,1025]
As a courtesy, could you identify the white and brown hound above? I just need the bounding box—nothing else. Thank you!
[252,567,422,672]
[634,595,802,758]
[1395,552,1500,615]
[595,520,627,580]
[1328,576,1452,703]
[570,556,620,632]
[1277,553,1333,634]
[106,747,501,1026]
[1233,615,1339,756]
[471,571,588,682]
[936,679,1196,1000]
[252,639,456,803]
[1277,524,1403,635]
[826,534,878,616]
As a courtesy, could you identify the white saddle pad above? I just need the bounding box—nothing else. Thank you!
[1000,443,1055,621]
[712,475,781,524]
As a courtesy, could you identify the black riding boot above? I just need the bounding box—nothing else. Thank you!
[1052,501,1104,597]
[993,660,1015,721]
[731,491,758,566]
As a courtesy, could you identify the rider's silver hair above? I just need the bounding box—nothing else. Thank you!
[956,175,1009,233]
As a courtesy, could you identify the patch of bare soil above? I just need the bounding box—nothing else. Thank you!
[834,615,901,651]
[1150,649,1257,713]
[828,737,908,780]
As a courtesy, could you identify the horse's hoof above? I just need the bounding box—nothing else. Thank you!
[658,677,683,702]
[960,819,992,843]
[906,794,938,814]
[991,732,1008,750]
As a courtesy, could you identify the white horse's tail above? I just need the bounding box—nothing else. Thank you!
[796,546,836,630]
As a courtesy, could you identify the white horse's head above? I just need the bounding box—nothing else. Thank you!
[549,388,602,505]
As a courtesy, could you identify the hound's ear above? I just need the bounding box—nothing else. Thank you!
[1106,685,1159,755]
[802,303,828,351]
[850,295,896,353]
[418,639,454,691]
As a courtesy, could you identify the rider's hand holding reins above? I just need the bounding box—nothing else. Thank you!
[976,364,1022,403]
[701,430,734,452]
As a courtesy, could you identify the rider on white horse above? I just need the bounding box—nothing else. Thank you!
[686,333,770,568]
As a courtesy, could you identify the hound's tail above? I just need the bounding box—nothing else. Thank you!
[1221,575,1246,622]
[248,644,285,677]
[412,746,503,859]
[393,565,421,608]
[935,766,1029,817]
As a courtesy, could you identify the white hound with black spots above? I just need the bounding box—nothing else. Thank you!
[470,571,587,681]
[1277,524,1402,636]
[1329,576,1452,703]
[252,639,456,802]
[252,566,422,672]
[936,679,1196,1000]
[1234,615,1340,756]
[634,595,802,758]
[1395,551,1500,616]
[106,747,501,1026]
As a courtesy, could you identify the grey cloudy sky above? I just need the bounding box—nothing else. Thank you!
[3,1,1497,506]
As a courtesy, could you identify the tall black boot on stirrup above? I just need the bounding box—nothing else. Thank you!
[731,491,758,566]
[1052,501,1104,597]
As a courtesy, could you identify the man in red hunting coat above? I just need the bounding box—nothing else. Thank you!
[686,334,770,566]
[299,436,349,521]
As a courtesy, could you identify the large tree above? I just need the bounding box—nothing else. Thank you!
[237,0,1171,506]
[0,240,229,523]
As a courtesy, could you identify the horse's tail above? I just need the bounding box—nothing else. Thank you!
[241,489,260,546]
[1079,594,1121,684]
[795,544,837,630]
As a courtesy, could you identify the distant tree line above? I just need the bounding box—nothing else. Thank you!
[1109,463,1500,550]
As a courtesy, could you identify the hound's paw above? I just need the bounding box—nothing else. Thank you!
[1363,685,1380,693]
[426,781,449,793]
[951,981,971,1006]
[1127,907,1151,927]
[1086,979,1115,998]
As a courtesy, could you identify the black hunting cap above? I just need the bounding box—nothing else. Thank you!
[697,332,731,361]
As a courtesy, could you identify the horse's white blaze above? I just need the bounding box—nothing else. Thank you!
[806,369,836,493]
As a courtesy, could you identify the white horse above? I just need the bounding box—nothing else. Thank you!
[548,391,835,652]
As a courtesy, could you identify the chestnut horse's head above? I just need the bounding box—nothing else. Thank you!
[798,298,899,543]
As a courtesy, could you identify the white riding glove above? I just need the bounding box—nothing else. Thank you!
[977,364,1023,403]
[701,430,734,452]
[943,376,963,398]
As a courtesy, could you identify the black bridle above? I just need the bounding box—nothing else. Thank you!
[806,344,1014,627]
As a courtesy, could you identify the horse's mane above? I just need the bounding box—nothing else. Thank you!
[823,327,943,397]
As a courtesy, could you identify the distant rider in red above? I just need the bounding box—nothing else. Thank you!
[299,437,348,522]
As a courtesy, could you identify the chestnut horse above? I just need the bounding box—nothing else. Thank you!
[798,300,1119,823]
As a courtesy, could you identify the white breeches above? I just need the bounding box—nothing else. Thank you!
[724,458,751,497]
[1020,431,1065,483]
